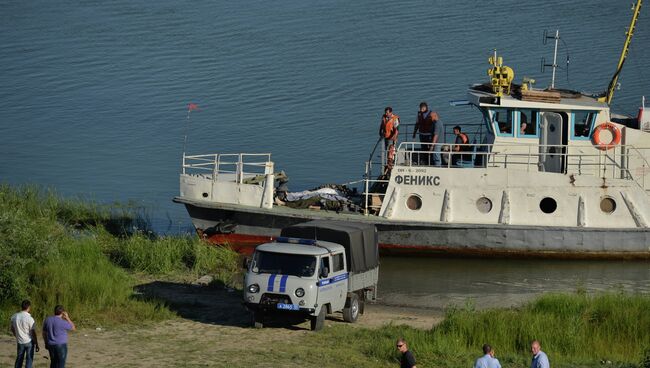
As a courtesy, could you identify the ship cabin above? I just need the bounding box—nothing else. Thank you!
[387,84,650,193]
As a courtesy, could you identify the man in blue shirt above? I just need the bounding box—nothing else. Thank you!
[474,344,501,368]
[431,113,444,166]
[43,305,76,368]
[530,340,550,368]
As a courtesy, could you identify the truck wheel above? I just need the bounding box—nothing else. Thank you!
[252,311,264,329]
[310,306,326,331]
[342,294,360,323]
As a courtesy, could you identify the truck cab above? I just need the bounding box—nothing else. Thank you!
[243,221,379,331]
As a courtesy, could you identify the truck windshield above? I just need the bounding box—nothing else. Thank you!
[252,251,317,277]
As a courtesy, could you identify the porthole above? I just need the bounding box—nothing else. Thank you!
[539,197,557,214]
[600,197,616,214]
[202,192,209,198]
[476,197,493,214]
[406,195,422,211]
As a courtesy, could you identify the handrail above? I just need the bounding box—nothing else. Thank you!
[182,153,273,184]
[392,142,650,184]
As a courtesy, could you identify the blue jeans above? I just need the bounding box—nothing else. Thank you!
[15,342,34,368]
[47,344,67,368]
[432,143,442,166]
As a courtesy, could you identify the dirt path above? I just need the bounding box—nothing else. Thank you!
[1,281,442,367]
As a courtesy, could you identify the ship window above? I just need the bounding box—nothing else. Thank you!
[519,109,538,137]
[600,197,616,214]
[406,195,422,211]
[573,111,596,138]
[476,197,493,213]
[331,253,345,272]
[539,197,557,214]
[492,109,513,136]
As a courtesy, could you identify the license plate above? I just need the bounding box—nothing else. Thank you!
[277,303,299,311]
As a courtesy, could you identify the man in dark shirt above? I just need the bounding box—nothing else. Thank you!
[452,125,471,166]
[412,102,438,165]
[396,338,417,368]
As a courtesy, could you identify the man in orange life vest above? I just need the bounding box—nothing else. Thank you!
[412,102,439,165]
[380,107,400,150]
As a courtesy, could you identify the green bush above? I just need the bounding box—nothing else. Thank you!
[0,185,239,330]
[97,228,239,283]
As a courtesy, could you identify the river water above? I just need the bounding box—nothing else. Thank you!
[1,0,649,307]
[378,257,650,309]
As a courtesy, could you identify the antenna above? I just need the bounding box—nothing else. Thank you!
[541,30,561,89]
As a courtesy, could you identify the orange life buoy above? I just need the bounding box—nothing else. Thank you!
[592,122,621,150]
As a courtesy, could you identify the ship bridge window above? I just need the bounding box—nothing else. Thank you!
[572,111,597,139]
[492,108,514,137]
[518,109,539,137]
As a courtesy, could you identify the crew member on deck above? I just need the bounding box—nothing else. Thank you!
[380,106,400,150]
[452,125,471,166]
[412,102,436,165]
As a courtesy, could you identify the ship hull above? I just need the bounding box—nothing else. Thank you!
[175,197,650,259]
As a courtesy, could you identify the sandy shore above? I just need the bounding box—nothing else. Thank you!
[1,281,442,367]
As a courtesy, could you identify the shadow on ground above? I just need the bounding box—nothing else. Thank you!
[135,281,327,330]
[136,281,250,327]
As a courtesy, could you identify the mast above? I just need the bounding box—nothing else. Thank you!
[600,0,643,105]
[550,30,559,89]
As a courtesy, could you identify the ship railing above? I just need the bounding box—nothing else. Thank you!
[394,142,650,183]
[362,159,391,215]
[370,122,475,179]
[624,146,650,192]
[182,153,273,184]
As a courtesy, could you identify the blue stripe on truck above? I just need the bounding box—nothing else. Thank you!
[279,275,289,292]
[267,274,277,292]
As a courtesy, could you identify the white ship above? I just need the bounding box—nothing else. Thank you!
[174,1,650,258]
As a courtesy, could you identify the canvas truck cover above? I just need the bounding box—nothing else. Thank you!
[280,220,379,273]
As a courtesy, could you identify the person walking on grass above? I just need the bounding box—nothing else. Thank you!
[474,344,501,368]
[43,305,76,368]
[10,300,40,368]
[396,338,416,368]
[530,340,550,368]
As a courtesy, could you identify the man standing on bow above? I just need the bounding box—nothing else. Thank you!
[380,106,400,150]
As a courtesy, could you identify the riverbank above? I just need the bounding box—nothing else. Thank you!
[0,185,239,329]
[1,186,649,367]
[1,286,649,367]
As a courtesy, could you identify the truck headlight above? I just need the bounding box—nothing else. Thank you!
[248,284,260,293]
[295,288,305,297]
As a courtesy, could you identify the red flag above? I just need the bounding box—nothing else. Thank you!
[187,103,199,111]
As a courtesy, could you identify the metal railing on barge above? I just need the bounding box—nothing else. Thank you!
[362,141,650,215]
[361,122,488,215]
[182,153,273,184]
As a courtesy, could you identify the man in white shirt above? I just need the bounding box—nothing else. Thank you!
[530,340,550,368]
[474,344,501,368]
[10,300,40,368]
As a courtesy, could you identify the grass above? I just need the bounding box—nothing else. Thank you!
[2,184,650,367]
[0,184,240,329]
[316,292,650,368]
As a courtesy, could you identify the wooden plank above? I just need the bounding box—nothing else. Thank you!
[518,89,561,103]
